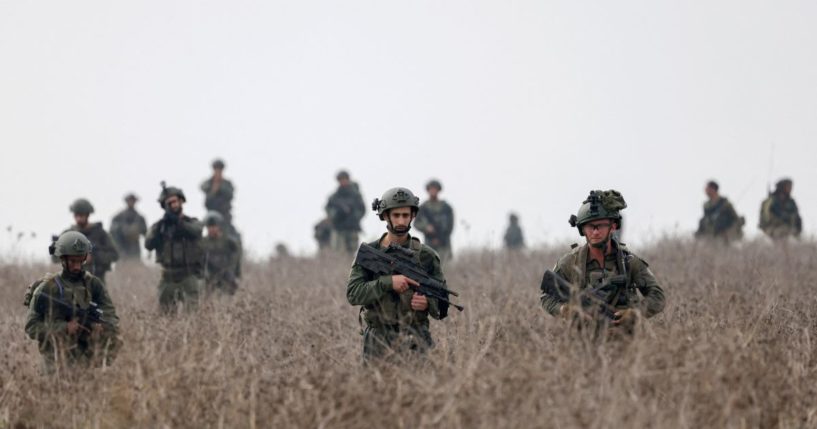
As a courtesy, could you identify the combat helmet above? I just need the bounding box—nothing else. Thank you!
[49,231,93,257]
[158,182,186,208]
[569,190,627,236]
[69,198,95,215]
[372,187,420,220]
[203,211,225,226]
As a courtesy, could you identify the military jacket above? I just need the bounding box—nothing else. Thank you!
[202,235,241,283]
[325,184,366,232]
[63,223,119,274]
[504,223,525,249]
[145,215,203,279]
[414,200,455,246]
[25,271,119,357]
[541,243,665,318]
[347,235,444,330]
[760,194,802,238]
[201,177,235,222]
[695,196,742,240]
[110,208,148,257]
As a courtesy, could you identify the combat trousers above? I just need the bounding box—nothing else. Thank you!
[158,274,202,314]
[331,230,360,254]
[361,324,433,363]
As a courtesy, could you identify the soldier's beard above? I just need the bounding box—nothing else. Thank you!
[61,265,85,281]
[387,222,411,236]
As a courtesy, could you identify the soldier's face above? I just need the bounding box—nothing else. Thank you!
[583,221,615,245]
[427,187,440,199]
[63,255,86,273]
[165,196,183,213]
[387,207,415,235]
[338,177,350,187]
[126,198,136,209]
[74,213,89,227]
[705,186,717,199]
[207,225,222,237]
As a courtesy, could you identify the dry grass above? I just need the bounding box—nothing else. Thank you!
[1,239,816,428]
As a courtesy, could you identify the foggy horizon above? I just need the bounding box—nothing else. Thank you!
[2,0,816,260]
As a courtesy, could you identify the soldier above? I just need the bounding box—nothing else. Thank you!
[201,211,240,295]
[503,213,525,250]
[201,159,236,230]
[325,170,366,253]
[145,184,204,313]
[695,181,744,242]
[313,217,332,253]
[347,187,447,362]
[62,198,119,283]
[110,193,148,260]
[25,231,120,371]
[540,190,665,336]
[414,179,455,261]
[759,178,802,240]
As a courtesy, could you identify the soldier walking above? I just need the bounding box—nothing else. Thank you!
[414,179,455,261]
[26,231,120,371]
[694,181,744,242]
[325,170,366,253]
[540,190,665,337]
[759,178,802,240]
[110,193,148,260]
[347,188,447,362]
[145,184,204,313]
[62,198,119,283]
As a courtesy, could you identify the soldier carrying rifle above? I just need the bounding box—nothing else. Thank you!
[540,190,665,337]
[346,187,452,362]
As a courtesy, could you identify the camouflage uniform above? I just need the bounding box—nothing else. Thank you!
[414,200,455,261]
[541,190,665,336]
[201,177,235,226]
[503,214,525,250]
[202,234,241,295]
[63,223,119,283]
[347,234,445,361]
[326,183,366,253]
[110,206,148,260]
[760,188,802,240]
[541,242,666,320]
[145,191,204,313]
[26,232,120,371]
[695,196,744,242]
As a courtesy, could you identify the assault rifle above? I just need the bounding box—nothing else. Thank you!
[540,270,623,320]
[33,292,114,328]
[354,243,464,316]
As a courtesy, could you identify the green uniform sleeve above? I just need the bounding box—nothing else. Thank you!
[631,258,665,318]
[24,283,68,342]
[346,264,393,306]
[92,278,119,333]
[443,203,455,236]
[145,223,161,250]
[414,207,429,232]
[177,218,203,239]
[95,229,120,265]
[139,215,147,235]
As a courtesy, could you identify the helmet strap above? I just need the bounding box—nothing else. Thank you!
[385,216,412,237]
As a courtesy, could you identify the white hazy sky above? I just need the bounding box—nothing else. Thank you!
[1,0,815,259]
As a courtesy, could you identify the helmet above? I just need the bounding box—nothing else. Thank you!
[124,193,139,202]
[426,179,443,191]
[203,211,225,226]
[336,170,350,181]
[372,187,420,220]
[158,183,186,208]
[212,158,225,169]
[509,213,519,222]
[569,190,627,236]
[49,231,93,257]
[69,198,95,215]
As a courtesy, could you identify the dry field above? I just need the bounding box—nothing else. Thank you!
[1,239,816,428]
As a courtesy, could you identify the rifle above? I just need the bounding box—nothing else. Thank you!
[33,292,114,328]
[353,243,464,315]
[540,269,622,320]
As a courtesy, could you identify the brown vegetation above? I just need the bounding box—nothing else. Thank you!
[1,240,816,428]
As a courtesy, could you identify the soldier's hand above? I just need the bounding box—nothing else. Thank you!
[425,225,435,234]
[613,309,640,327]
[66,319,82,336]
[392,275,419,294]
[411,293,429,311]
[163,210,179,224]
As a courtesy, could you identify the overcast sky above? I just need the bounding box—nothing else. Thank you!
[1,0,815,260]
